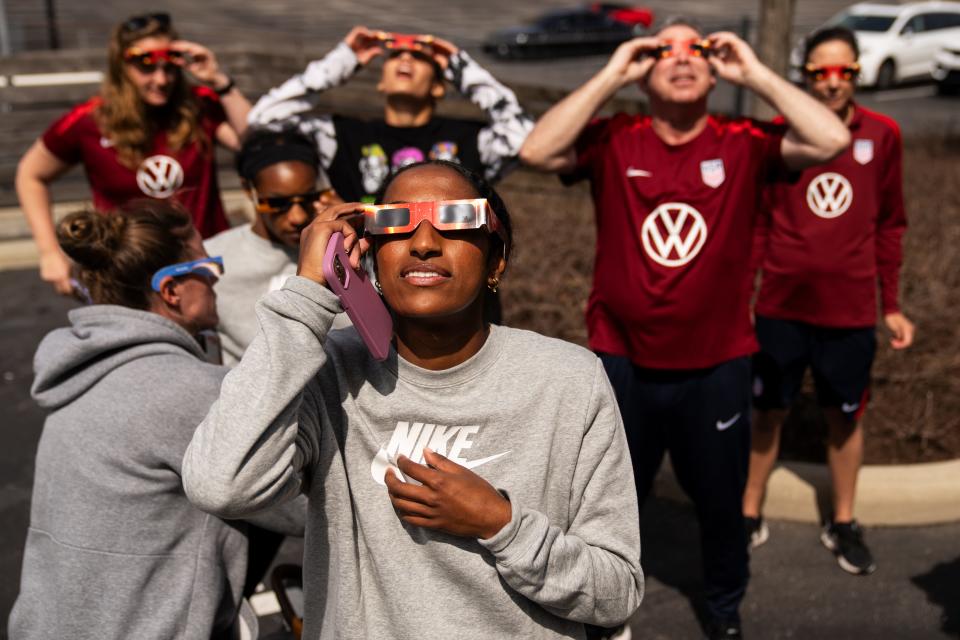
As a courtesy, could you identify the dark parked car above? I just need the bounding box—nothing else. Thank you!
[483,4,654,60]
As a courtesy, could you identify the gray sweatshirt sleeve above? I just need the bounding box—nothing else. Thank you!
[247,42,360,170]
[182,276,340,519]
[478,359,644,627]
[444,50,534,182]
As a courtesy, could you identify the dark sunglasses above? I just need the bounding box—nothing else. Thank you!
[254,190,327,215]
[123,47,185,73]
[803,63,860,82]
[121,12,171,32]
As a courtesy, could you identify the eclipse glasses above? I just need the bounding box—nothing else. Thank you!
[123,47,187,73]
[802,63,861,82]
[375,31,437,56]
[361,198,508,247]
[647,39,712,60]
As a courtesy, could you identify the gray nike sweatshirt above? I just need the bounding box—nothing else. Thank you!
[183,276,643,639]
[9,306,305,640]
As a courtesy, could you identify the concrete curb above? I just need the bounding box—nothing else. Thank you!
[655,458,960,527]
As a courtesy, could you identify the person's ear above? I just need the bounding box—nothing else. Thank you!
[430,79,446,101]
[241,178,254,200]
[156,276,182,308]
[487,246,507,282]
[377,68,387,94]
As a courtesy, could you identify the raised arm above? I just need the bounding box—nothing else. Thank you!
[706,32,850,170]
[182,211,368,518]
[248,26,383,127]
[174,40,252,143]
[519,37,659,174]
[436,40,534,182]
[16,140,74,295]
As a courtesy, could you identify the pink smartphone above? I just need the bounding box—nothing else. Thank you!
[322,232,393,361]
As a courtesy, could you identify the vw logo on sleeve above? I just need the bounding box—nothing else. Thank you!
[641,203,708,268]
[136,155,185,199]
[806,172,853,219]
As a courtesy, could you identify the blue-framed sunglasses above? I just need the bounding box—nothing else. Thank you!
[151,256,224,292]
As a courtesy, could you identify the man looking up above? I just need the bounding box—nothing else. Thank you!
[249,26,533,203]
[743,26,913,576]
[520,18,849,639]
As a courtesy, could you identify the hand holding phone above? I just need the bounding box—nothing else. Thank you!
[322,232,393,361]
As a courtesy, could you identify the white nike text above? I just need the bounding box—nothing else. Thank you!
[370,421,510,485]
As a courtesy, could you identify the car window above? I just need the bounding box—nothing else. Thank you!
[925,12,960,30]
[900,15,925,34]
[834,14,897,32]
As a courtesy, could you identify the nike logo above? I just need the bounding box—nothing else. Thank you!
[370,421,510,485]
[626,167,652,178]
[716,413,741,431]
[463,451,511,469]
[841,402,860,413]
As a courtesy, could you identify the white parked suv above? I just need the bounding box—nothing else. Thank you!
[792,2,960,88]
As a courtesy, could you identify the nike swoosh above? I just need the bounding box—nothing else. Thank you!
[841,402,860,413]
[462,451,511,470]
[716,413,741,431]
[626,167,652,178]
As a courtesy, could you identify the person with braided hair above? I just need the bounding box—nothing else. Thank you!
[9,200,304,639]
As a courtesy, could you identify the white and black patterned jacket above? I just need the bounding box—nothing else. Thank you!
[248,42,534,201]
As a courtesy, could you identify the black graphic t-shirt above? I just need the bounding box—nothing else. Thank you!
[330,116,484,202]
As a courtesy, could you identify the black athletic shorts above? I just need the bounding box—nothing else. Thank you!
[752,315,876,420]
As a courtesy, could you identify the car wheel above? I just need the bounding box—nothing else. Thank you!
[876,59,896,90]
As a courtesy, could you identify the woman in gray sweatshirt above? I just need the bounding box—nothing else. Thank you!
[183,161,644,639]
[9,201,304,639]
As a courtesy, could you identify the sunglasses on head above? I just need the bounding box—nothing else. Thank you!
[151,256,224,292]
[122,12,171,32]
[803,63,860,81]
[362,198,508,246]
[123,47,185,73]
[253,189,330,215]
[649,39,711,60]
[377,32,436,56]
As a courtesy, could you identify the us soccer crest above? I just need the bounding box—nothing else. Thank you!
[853,139,873,165]
[700,159,725,188]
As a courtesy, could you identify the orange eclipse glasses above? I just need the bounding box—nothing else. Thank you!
[375,31,436,55]
[803,63,861,82]
[123,47,186,72]
[649,39,712,60]
[362,198,508,246]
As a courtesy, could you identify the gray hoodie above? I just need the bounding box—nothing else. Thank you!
[183,276,643,640]
[8,305,304,640]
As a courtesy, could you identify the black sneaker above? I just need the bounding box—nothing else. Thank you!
[706,619,743,639]
[745,515,769,550]
[820,519,876,575]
